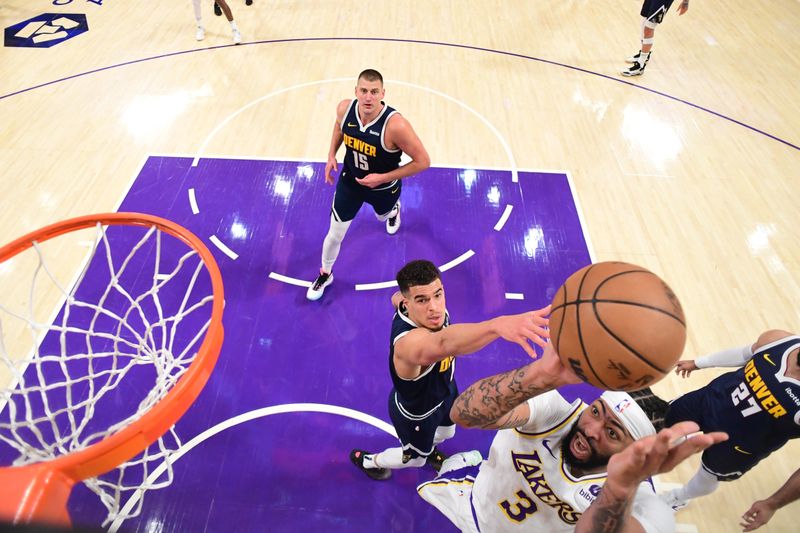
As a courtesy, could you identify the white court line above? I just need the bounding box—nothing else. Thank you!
[188,188,199,214]
[494,204,513,231]
[191,77,518,183]
[192,77,350,166]
[439,249,475,272]
[275,250,475,292]
[565,170,596,263]
[355,280,397,291]
[109,403,397,533]
[209,235,238,260]
[268,272,311,288]
[389,80,519,183]
[505,293,524,300]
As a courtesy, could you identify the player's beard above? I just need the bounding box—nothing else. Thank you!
[560,421,610,472]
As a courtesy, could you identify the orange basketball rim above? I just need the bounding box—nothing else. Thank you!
[0,213,224,526]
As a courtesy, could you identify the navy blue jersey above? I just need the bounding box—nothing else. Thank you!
[340,99,402,186]
[389,304,455,418]
[692,336,800,452]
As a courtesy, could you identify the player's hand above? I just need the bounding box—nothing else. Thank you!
[677,1,689,16]
[538,341,583,387]
[606,421,728,492]
[355,173,385,188]
[740,500,776,531]
[492,306,551,358]
[324,157,338,185]
[674,360,698,378]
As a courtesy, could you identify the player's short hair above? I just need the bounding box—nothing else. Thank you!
[628,387,670,431]
[358,69,384,85]
[396,260,441,294]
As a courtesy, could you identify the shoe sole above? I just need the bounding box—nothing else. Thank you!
[306,275,333,301]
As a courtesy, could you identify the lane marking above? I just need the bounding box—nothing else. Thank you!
[209,235,238,260]
[268,272,311,288]
[188,188,199,214]
[439,249,475,272]
[494,204,513,231]
[109,403,397,532]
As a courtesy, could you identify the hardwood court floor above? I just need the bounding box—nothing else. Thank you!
[1,1,799,531]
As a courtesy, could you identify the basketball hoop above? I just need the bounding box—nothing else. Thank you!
[0,213,224,527]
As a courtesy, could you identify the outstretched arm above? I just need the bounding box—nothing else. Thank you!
[576,422,728,533]
[450,342,582,430]
[676,329,793,378]
[740,466,800,532]
[395,306,550,369]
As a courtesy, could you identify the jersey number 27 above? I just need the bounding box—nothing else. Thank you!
[731,382,762,418]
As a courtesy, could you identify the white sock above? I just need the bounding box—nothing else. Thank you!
[678,467,720,500]
[369,447,426,469]
[192,0,202,20]
[321,217,352,273]
[230,21,239,31]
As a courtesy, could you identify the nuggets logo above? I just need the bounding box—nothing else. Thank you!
[4,14,89,48]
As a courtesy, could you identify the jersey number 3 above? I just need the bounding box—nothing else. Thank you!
[353,152,369,171]
[731,382,761,418]
[499,490,538,522]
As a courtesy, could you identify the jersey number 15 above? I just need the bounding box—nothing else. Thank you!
[353,152,370,171]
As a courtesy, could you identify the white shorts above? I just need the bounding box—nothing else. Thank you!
[417,475,480,532]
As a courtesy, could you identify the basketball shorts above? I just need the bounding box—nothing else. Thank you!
[417,464,481,533]
[388,386,457,460]
[640,0,676,24]
[666,389,769,481]
[332,170,401,222]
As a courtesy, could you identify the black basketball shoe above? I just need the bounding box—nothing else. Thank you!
[350,449,391,481]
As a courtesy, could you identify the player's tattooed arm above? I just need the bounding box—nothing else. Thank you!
[575,484,636,533]
[451,341,581,430]
[450,364,550,430]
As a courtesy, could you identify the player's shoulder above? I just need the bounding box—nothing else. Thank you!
[336,99,353,117]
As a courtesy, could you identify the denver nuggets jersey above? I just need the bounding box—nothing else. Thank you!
[470,391,673,533]
[340,99,402,186]
[389,305,455,418]
[698,336,800,453]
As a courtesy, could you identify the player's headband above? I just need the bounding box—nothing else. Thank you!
[600,391,657,441]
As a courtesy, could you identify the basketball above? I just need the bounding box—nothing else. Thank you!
[549,261,686,391]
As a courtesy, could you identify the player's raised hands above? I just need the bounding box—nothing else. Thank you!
[606,421,728,492]
[491,305,551,358]
[674,359,699,378]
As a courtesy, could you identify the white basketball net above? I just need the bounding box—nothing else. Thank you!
[0,221,216,527]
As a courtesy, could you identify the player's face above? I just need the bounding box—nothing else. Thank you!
[563,400,635,472]
[403,279,446,331]
[354,78,384,117]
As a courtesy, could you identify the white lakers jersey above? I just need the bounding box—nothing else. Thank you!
[471,391,674,533]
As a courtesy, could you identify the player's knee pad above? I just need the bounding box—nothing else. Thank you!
[325,217,352,244]
[643,18,659,30]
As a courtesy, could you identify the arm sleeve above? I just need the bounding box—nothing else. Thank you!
[694,344,752,369]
